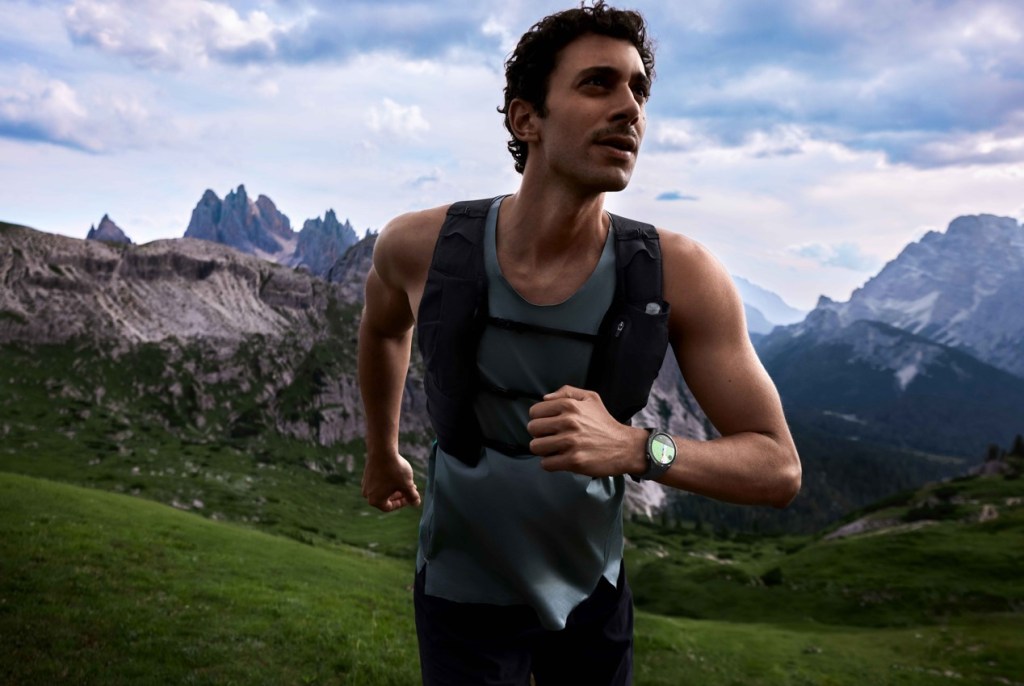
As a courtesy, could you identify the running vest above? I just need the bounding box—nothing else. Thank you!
[416,197,670,466]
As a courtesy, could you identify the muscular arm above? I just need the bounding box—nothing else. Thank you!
[358,206,449,512]
[358,218,420,512]
[654,231,800,508]
[527,230,800,509]
[358,268,417,509]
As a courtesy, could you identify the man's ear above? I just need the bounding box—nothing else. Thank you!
[508,98,541,143]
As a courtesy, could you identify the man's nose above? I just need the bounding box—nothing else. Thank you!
[610,84,643,125]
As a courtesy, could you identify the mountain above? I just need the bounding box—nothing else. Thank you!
[758,309,1024,457]
[733,275,806,332]
[755,211,1024,458]
[0,221,430,448]
[86,214,132,244]
[814,213,1024,379]
[0,221,715,520]
[183,185,361,279]
[184,185,295,259]
[293,210,358,276]
[743,303,775,336]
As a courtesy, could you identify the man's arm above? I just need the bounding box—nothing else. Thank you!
[358,217,421,513]
[527,230,801,509]
[652,230,801,507]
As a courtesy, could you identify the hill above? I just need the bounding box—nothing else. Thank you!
[3,450,1023,684]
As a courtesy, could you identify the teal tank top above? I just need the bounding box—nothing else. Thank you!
[416,196,625,630]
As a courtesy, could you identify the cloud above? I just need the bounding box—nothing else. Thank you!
[0,65,175,152]
[411,167,443,187]
[655,191,698,201]
[65,0,282,69]
[642,0,1024,169]
[62,0,504,69]
[789,242,881,272]
[0,68,91,150]
[366,98,429,138]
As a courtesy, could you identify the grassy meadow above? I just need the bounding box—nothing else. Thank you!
[2,340,1023,684]
[3,455,1023,685]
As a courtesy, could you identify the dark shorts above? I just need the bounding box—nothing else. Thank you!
[413,564,634,686]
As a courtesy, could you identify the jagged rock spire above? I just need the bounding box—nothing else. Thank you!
[86,214,132,243]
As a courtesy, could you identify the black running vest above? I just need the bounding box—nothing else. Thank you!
[416,197,670,466]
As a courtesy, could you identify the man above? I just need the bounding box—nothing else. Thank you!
[359,2,801,684]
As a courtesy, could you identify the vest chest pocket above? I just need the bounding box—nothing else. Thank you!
[586,300,671,422]
[418,274,485,391]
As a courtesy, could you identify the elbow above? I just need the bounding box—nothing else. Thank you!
[771,449,802,509]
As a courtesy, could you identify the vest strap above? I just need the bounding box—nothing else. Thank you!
[486,316,599,343]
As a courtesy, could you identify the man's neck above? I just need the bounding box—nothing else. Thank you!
[498,177,609,269]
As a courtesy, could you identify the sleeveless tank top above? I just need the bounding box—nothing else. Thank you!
[416,196,625,630]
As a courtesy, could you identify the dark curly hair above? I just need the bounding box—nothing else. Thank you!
[499,1,655,174]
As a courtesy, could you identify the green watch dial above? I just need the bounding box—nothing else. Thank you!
[650,433,676,465]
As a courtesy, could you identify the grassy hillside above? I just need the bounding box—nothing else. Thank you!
[4,463,1024,685]
[0,472,419,685]
[0,340,426,558]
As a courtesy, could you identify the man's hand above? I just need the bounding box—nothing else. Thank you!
[527,385,647,477]
[361,454,422,512]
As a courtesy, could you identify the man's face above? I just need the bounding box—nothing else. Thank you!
[530,33,649,194]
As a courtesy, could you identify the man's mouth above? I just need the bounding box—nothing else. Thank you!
[594,134,638,153]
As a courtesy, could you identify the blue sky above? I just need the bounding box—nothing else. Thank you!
[2,0,1023,310]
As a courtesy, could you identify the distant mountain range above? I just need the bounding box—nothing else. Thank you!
[88,185,806,334]
[14,190,1024,531]
[0,219,705,518]
[86,185,362,279]
[732,275,807,334]
[758,212,1024,459]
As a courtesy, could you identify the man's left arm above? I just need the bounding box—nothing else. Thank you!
[527,230,801,509]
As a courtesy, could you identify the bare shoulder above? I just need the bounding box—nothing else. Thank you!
[373,204,451,290]
[656,228,744,338]
[656,228,734,298]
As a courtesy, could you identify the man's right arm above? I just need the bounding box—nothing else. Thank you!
[358,218,421,513]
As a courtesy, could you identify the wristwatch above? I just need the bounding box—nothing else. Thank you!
[631,429,677,482]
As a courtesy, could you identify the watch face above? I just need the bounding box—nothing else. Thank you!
[650,433,676,466]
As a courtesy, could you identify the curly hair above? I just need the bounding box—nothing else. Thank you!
[498,1,655,174]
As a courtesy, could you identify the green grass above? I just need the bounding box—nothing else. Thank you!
[3,333,1023,684]
[4,471,1023,685]
[1,472,419,686]
[0,340,425,559]
[627,458,1024,629]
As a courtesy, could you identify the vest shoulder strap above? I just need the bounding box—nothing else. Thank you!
[609,213,662,305]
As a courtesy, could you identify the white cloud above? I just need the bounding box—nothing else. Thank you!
[0,68,94,149]
[366,98,430,138]
[789,242,882,271]
[0,64,182,153]
[64,0,283,69]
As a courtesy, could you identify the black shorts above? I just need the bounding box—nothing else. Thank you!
[413,563,634,686]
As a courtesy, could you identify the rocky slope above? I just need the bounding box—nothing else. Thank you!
[0,221,429,447]
[1,221,714,517]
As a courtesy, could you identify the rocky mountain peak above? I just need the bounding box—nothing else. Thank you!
[810,212,1024,378]
[86,214,132,244]
[292,210,359,278]
[184,185,294,258]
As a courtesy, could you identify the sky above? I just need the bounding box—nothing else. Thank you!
[2,0,1023,311]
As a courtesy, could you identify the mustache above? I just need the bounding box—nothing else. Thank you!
[591,124,640,142]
